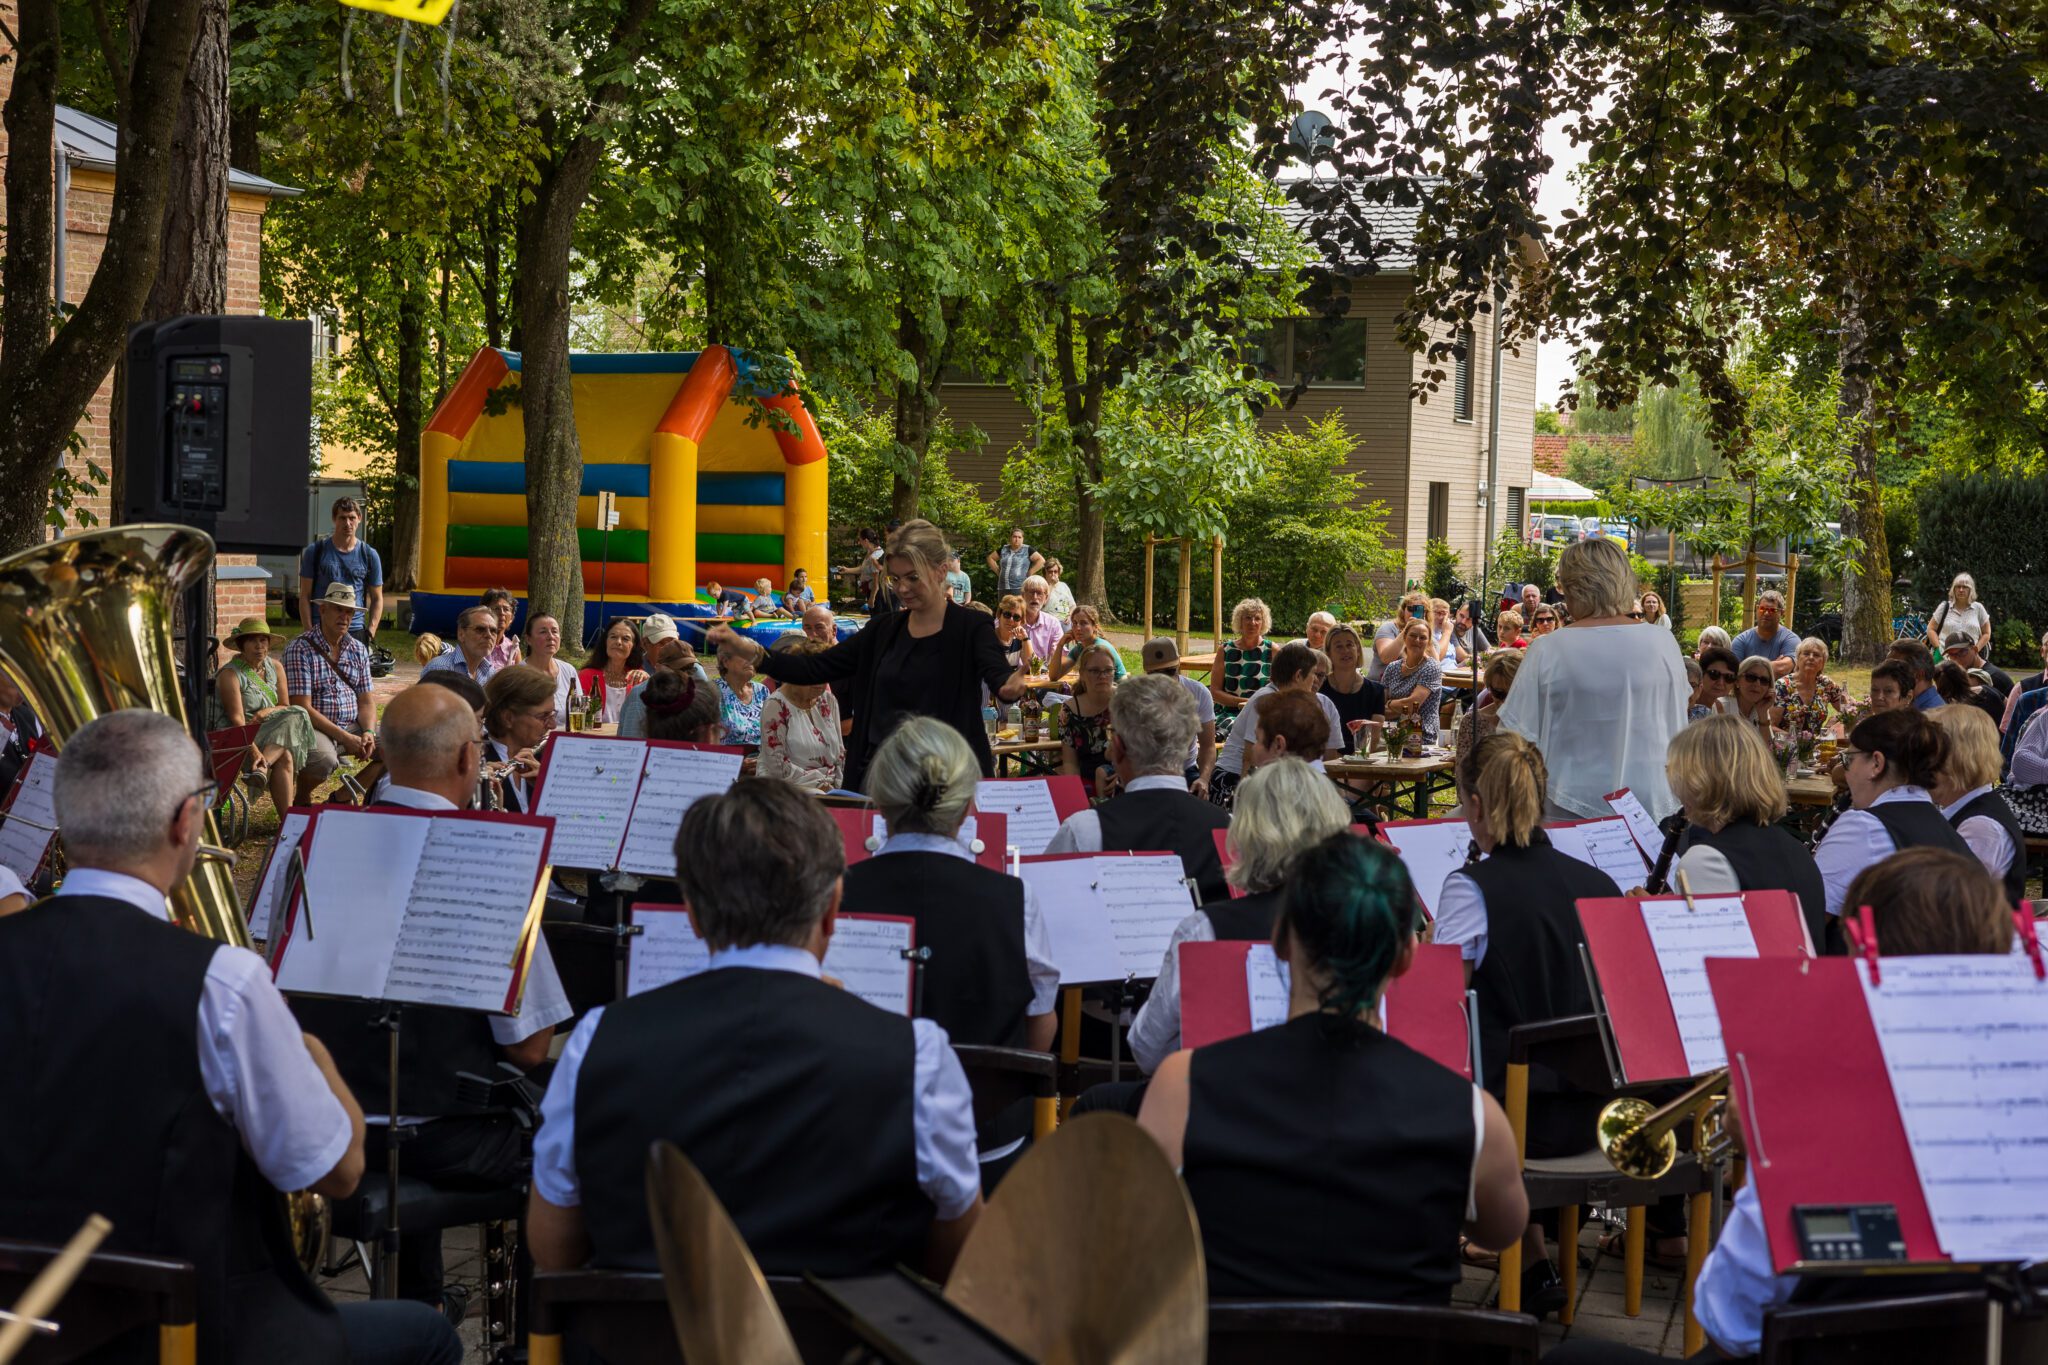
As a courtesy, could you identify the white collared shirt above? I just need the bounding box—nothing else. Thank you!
[1127,906,1221,1075]
[531,942,982,1220]
[1941,784,2016,882]
[1813,786,1939,920]
[1043,774,1192,855]
[54,869,354,1193]
[375,783,572,1045]
[874,832,1059,1016]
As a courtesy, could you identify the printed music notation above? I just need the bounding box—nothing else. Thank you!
[384,819,548,1013]
[1858,955,2048,1263]
[531,735,645,870]
[975,779,1061,856]
[0,751,58,885]
[1639,895,1758,1076]
[1097,854,1199,977]
[1016,857,1124,984]
[627,906,711,996]
[1604,788,1663,865]
[616,747,746,878]
[1382,819,1474,918]
[248,809,313,941]
[1549,816,1651,887]
[820,915,916,1016]
[1245,944,1290,1031]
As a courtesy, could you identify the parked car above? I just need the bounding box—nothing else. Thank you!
[1583,519,1634,550]
[1530,514,1582,547]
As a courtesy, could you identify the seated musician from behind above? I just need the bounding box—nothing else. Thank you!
[1663,714,1829,949]
[1245,688,1333,773]
[0,711,460,1365]
[842,717,1058,1055]
[1434,731,1624,1315]
[1138,832,1527,1302]
[291,683,572,1314]
[528,778,984,1279]
[1045,673,1231,900]
[1128,756,1352,1076]
[1547,848,2014,1365]
[1928,704,2028,907]
[637,666,725,744]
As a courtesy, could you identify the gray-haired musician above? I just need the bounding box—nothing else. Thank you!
[291,682,571,1314]
[0,710,458,1365]
[527,777,984,1280]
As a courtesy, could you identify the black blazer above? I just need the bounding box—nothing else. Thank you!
[756,602,1015,791]
[0,701,42,796]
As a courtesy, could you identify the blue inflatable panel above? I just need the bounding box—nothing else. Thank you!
[407,592,861,650]
[446,462,653,497]
[696,472,785,506]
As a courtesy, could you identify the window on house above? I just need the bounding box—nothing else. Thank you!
[1505,485,1527,537]
[1245,323,1289,384]
[1453,326,1475,421]
[1427,482,1450,542]
[1290,315,1367,386]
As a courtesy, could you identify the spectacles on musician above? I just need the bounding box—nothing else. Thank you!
[183,779,218,811]
[521,705,556,723]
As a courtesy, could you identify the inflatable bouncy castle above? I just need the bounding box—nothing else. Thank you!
[410,346,830,638]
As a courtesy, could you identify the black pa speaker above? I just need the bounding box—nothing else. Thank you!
[122,315,312,555]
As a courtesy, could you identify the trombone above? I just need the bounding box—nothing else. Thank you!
[1597,1069,1732,1180]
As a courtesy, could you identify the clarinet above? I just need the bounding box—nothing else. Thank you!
[1645,813,1690,894]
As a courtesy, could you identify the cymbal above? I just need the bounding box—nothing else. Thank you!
[645,1141,802,1365]
[945,1114,1206,1365]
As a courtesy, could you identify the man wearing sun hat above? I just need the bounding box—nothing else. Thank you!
[283,583,377,797]
[1143,637,1217,797]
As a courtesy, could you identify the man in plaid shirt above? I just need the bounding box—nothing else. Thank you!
[285,583,379,799]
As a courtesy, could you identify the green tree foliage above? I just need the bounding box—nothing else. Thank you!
[1911,475,2045,661]
[1533,405,1560,435]
[1093,335,1272,542]
[819,402,1001,568]
[1423,538,1463,600]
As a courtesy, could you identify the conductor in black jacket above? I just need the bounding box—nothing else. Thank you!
[705,520,1028,791]
[0,671,42,796]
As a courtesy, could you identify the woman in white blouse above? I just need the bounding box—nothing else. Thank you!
[1924,572,1991,653]
[1497,537,1691,820]
[755,636,845,791]
[522,612,581,726]
[1811,708,1972,932]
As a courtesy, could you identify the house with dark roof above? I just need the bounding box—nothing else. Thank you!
[936,178,1538,592]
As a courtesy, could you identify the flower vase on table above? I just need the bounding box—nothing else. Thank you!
[1383,719,1416,762]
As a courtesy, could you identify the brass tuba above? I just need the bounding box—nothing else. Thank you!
[0,524,327,1264]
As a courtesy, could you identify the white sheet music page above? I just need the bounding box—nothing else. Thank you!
[627,908,711,996]
[1857,955,2048,1263]
[1245,944,1291,1031]
[1605,789,1664,864]
[0,752,58,884]
[617,747,746,878]
[1549,818,1650,888]
[384,818,547,1013]
[1095,854,1197,978]
[531,735,646,869]
[1016,858,1122,984]
[822,915,915,1015]
[976,780,1061,856]
[275,812,426,998]
[1639,896,1758,1075]
[248,810,313,941]
[1382,820,1474,918]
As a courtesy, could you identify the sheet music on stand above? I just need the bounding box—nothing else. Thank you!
[1379,818,1474,919]
[616,746,746,877]
[1639,895,1758,1075]
[973,777,1086,857]
[1245,944,1289,1029]
[1603,788,1663,864]
[0,750,58,885]
[1856,955,2048,1263]
[1017,852,1193,984]
[531,734,743,873]
[623,903,916,1014]
[270,808,553,1016]
[1547,816,1651,887]
[247,807,316,941]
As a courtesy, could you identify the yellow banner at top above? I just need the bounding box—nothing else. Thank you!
[339,0,454,24]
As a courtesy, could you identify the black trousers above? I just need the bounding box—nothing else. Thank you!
[363,1115,527,1305]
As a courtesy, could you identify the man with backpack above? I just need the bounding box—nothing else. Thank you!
[299,497,385,648]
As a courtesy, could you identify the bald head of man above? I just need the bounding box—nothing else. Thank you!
[381,681,483,806]
[801,604,836,645]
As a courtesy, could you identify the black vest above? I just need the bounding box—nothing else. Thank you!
[1201,887,1288,942]
[1948,789,2029,907]
[574,966,929,1274]
[839,852,1033,1048]
[1680,820,1831,951]
[0,897,344,1365]
[1461,835,1619,1097]
[288,800,506,1116]
[1867,797,1974,862]
[1095,785,1232,904]
[1184,1015,1474,1303]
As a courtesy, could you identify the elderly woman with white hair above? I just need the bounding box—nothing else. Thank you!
[1773,636,1848,736]
[1925,571,1991,654]
[1126,757,1354,1075]
[1497,537,1691,820]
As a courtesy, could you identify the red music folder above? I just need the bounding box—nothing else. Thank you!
[1179,939,1473,1079]
[1579,890,1811,1082]
[972,775,1090,856]
[830,807,1010,872]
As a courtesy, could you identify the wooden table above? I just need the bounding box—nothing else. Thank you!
[992,736,1063,776]
[1324,751,1457,819]
[1441,667,1477,691]
[1785,773,1837,807]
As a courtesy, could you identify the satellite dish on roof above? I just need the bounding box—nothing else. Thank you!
[1289,111,1337,162]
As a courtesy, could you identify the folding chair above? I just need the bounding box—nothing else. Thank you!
[204,723,261,846]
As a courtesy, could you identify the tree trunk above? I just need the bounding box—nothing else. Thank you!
[0,0,202,553]
[1054,307,1108,608]
[1835,281,1891,665]
[481,189,506,349]
[388,244,426,592]
[890,303,933,524]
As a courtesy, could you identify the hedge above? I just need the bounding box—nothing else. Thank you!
[1911,475,2046,666]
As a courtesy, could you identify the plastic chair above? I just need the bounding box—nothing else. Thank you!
[1208,1300,1539,1365]
[530,1269,857,1365]
[0,1238,196,1365]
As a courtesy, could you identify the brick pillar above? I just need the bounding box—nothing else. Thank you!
[212,553,270,665]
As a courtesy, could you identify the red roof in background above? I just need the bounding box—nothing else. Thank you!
[1534,431,1635,478]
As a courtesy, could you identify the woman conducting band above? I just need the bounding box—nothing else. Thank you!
[1812,708,1972,934]
[1137,831,1527,1302]
[1128,757,1353,1074]
[1662,714,1828,948]
[1432,731,1623,1315]
[704,520,1027,791]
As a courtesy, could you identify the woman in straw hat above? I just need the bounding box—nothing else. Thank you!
[209,616,318,814]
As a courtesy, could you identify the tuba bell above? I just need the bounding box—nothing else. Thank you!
[0,523,328,1266]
